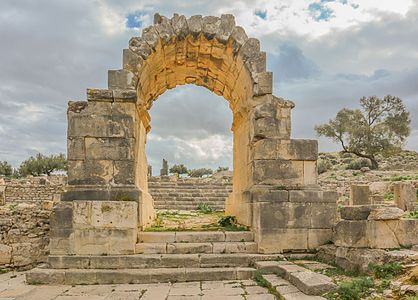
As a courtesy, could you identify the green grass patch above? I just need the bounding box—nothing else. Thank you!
[384,174,418,181]
[253,271,284,299]
[368,262,403,279]
[196,203,216,214]
[406,210,418,219]
[326,276,374,300]
[383,192,394,201]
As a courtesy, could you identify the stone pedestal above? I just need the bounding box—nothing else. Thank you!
[349,184,370,205]
[394,182,416,211]
[50,200,138,255]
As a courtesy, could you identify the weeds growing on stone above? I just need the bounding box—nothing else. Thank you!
[384,175,418,181]
[368,262,403,279]
[406,210,418,219]
[326,276,374,300]
[196,203,215,214]
[253,271,284,300]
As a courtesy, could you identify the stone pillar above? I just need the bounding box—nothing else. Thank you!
[56,88,146,255]
[148,165,152,177]
[394,182,416,211]
[349,184,371,205]
[160,159,168,176]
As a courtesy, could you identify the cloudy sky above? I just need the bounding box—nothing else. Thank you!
[0,0,417,170]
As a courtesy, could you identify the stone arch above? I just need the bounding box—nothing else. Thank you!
[58,13,337,256]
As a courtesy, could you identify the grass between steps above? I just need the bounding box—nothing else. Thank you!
[145,209,249,232]
[253,271,284,300]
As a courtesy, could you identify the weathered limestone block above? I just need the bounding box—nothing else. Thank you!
[108,69,136,90]
[254,72,272,95]
[253,139,318,161]
[67,160,113,185]
[113,160,136,185]
[62,186,140,202]
[367,206,404,220]
[68,101,135,138]
[86,89,113,102]
[248,187,289,203]
[239,38,260,62]
[216,14,235,44]
[308,229,332,249]
[386,219,418,246]
[84,137,135,160]
[251,159,304,186]
[187,15,203,39]
[366,220,400,249]
[170,14,188,40]
[230,25,248,53]
[67,137,85,160]
[333,220,368,247]
[122,48,143,72]
[349,184,371,205]
[72,201,138,229]
[73,228,136,255]
[256,228,308,253]
[62,201,139,255]
[253,201,311,229]
[50,202,74,255]
[0,244,12,265]
[340,205,378,220]
[129,37,152,59]
[394,182,417,211]
[310,203,337,228]
[334,219,418,249]
[201,16,221,40]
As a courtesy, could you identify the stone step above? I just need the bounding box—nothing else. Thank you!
[136,241,258,254]
[26,266,255,285]
[255,261,336,296]
[262,274,326,300]
[138,231,254,243]
[48,253,283,269]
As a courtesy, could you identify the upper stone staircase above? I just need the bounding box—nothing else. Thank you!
[148,179,232,210]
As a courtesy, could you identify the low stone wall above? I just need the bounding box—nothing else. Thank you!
[0,202,52,270]
[1,176,66,204]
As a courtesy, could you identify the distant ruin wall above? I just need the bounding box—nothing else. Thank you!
[0,203,52,270]
[1,176,66,203]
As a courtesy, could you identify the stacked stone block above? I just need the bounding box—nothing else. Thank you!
[333,184,418,249]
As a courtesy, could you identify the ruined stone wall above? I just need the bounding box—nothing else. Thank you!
[0,203,51,270]
[2,176,66,203]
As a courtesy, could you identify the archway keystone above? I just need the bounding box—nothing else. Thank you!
[52,13,337,255]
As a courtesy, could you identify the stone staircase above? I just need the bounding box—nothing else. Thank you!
[26,231,277,285]
[148,181,232,210]
[26,231,336,299]
[256,260,336,299]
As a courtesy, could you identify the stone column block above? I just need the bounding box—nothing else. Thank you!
[349,184,371,205]
[393,182,416,211]
[108,69,137,90]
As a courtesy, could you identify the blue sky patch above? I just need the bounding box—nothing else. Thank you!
[254,9,267,20]
[126,11,147,29]
[308,1,334,21]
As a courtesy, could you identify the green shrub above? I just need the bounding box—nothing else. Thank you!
[346,158,372,170]
[368,262,403,279]
[0,161,13,176]
[188,168,213,177]
[318,159,333,174]
[384,192,394,201]
[327,277,374,300]
[406,210,418,219]
[19,153,67,176]
[196,203,215,214]
[218,215,237,227]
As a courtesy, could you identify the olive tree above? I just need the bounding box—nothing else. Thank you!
[315,95,410,169]
[19,153,67,176]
